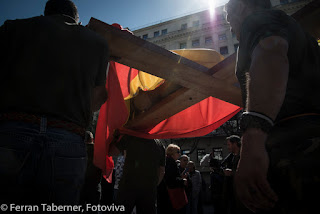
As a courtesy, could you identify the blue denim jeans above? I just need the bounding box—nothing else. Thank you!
[0,120,87,207]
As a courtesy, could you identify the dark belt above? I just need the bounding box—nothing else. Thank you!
[277,113,320,124]
[0,112,86,138]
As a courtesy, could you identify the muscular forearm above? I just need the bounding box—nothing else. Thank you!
[236,37,287,211]
[247,36,289,121]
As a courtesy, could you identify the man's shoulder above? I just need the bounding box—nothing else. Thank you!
[3,16,43,27]
[78,25,108,46]
[241,9,292,35]
[244,9,289,25]
[239,9,295,58]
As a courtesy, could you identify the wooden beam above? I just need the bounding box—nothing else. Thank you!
[87,1,320,130]
[88,18,242,106]
[125,54,239,130]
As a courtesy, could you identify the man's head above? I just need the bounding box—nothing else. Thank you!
[44,0,79,23]
[225,0,271,39]
[179,155,190,169]
[187,161,196,173]
[226,135,241,154]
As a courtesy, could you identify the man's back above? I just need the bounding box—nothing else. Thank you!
[0,0,109,206]
[115,136,165,214]
[116,135,165,189]
[0,15,109,128]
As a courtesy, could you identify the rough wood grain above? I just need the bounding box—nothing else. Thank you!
[125,54,239,130]
[88,1,319,130]
[88,18,242,107]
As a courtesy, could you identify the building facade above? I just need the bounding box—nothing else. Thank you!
[133,0,312,57]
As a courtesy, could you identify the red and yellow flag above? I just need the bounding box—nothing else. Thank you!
[94,24,241,182]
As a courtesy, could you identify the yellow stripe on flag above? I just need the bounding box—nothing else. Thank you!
[124,48,224,100]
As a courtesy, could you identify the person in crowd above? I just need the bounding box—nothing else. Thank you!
[224,135,241,176]
[220,153,234,170]
[109,134,165,214]
[176,159,181,168]
[222,135,241,214]
[199,153,211,167]
[208,157,224,214]
[179,155,189,172]
[197,172,206,214]
[220,136,235,214]
[225,0,320,213]
[179,155,192,214]
[100,170,115,211]
[80,131,102,213]
[0,0,109,205]
[186,161,202,214]
[158,144,188,214]
[113,151,126,200]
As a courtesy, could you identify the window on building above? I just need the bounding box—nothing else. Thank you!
[234,43,239,52]
[218,33,227,41]
[180,42,187,49]
[181,23,188,30]
[205,36,213,45]
[197,149,206,162]
[193,20,200,27]
[212,148,223,160]
[162,29,168,35]
[182,150,190,155]
[192,39,200,47]
[154,31,160,37]
[142,34,148,40]
[220,46,229,55]
[280,0,289,4]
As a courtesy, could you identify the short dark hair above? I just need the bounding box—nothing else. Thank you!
[241,0,271,9]
[44,0,79,21]
[226,135,241,147]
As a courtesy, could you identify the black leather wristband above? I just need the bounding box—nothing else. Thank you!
[239,113,273,133]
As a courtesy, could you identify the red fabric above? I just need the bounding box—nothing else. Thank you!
[93,62,129,182]
[94,61,241,182]
[94,24,241,181]
[120,97,240,139]
[116,63,139,98]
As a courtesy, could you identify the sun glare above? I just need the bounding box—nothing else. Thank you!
[209,0,216,19]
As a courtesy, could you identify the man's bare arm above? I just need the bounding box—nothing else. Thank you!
[235,36,288,212]
[247,36,289,118]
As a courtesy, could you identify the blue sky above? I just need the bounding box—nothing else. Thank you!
[0,0,228,30]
